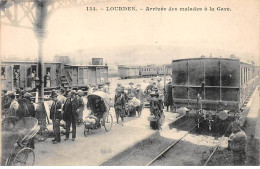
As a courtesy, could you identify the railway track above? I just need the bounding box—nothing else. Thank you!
[146,123,198,166]
[101,115,233,166]
[147,121,231,166]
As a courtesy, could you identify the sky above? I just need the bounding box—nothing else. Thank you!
[1,0,260,66]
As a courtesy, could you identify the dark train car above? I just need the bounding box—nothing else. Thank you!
[171,57,259,124]
[118,65,139,79]
[1,61,61,91]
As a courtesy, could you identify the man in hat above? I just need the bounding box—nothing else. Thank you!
[62,90,83,141]
[114,86,127,125]
[128,82,136,96]
[135,84,145,117]
[149,91,163,130]
[165,78,173,112]
[50,90,62,144]
[228,121,247,165]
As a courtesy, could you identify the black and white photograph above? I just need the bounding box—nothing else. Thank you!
[0,0,259,166]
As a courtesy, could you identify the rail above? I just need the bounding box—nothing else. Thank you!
[146,122,201,166]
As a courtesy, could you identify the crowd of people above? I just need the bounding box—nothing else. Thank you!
[1,76,248,165]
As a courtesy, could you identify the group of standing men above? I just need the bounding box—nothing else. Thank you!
[50,90,84,144]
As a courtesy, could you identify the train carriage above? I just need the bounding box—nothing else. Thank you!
[1,61,61,91]
[1,59,109,93]
[118,65,139,79]
[171,57,259,128]
[139,65,158,77]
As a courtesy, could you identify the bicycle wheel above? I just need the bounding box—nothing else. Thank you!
[104,114,113,132]
[11,147,35,166]
[35,127,49,141]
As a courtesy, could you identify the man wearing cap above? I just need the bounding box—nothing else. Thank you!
[114,86,126,125]
[62,90,83,141]
[50,91,62,144]
[228,121,247,165]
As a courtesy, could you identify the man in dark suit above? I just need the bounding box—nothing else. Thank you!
[50,90,62,144]
[63,90,83,141]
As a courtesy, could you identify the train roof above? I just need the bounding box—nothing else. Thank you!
[65,64,108,68]
[172,57,254,65]
[1,61,62,64]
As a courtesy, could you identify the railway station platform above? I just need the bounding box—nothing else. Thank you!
[242,85,260,165]
[33,108,178,166]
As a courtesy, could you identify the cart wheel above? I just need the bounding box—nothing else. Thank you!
[104,114,113,132]
[35,127,49,141]
[11,147,35,166]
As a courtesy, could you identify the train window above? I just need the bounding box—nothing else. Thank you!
[221,60,240,87]
[1,66,6,79]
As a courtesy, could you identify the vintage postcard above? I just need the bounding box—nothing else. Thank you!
[0,0,259,166]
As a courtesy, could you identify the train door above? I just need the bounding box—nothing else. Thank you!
[88,67,96,85]
[96,67,102,84]
[56,64,61,86]
[1,65,12,91]
[50,64,57,87]
[102,67,108,82]
[72,67,78,86]
[83,68,88,85]
[78,67,84,86]
[45,67,51,87]
[13,65,21,90]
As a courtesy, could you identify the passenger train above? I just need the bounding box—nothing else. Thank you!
[1,57,108,94]
[118,64,172,79]
[171,57,260,130]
